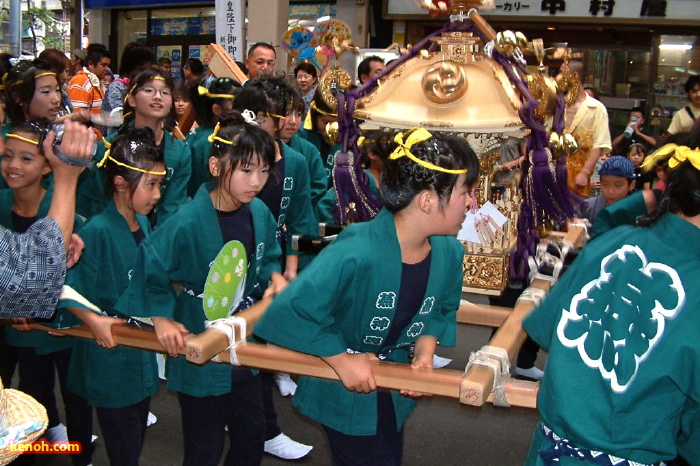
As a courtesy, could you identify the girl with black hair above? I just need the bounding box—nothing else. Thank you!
[521,131,700,465]
[58,126,165,466]
[118,110,286,466]
[234,77,316,280]
[100,42,155,135]
[1,120,94,466]
[3,59,63,126]
[185,76,239,197]
[255,128,480,466]
[81,68,191,225]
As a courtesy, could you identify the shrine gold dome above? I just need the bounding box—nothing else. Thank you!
[354,32,523,134]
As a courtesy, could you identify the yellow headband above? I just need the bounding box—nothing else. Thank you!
[96,139,166,176]
[389,128,468,175]
[198,86,236,100]
[303,101,337,130]
[261,111,285,120]
[6,133,40,146]
[207,110,262,145]
[35,72,57,79]
[641,143,700,172]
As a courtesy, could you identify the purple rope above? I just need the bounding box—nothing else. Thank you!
[330,14,578,282]
[332,20,475,223]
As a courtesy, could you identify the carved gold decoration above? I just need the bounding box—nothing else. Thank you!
[419,120,455,128]
[557,49,580,108]
[462,254,508,294]
[515,31,528,51]
[319,68,352,112]
[384,42,413,56]
[431,32,482,64]
[526,39,558,120]
[460,185,521,295]
[422,61,468,104]
[332,37,360,61]
[323,122,339,145]
[495,30,518,56]
[549,132,564,159]
[562,132,578,156]
[526,73,557,120]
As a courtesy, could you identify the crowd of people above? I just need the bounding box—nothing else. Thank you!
[0,38,698,466]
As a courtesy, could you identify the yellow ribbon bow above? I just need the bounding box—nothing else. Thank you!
[207,122,233,146]
[198,86,236,100]
[389,128,468,175]
[303,101,337,131]
[641,143,700,172]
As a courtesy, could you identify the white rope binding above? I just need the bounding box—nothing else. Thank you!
[464,345,511,407]
[568,221,589,248]
[205,317,247,366]
[517,287,547,306]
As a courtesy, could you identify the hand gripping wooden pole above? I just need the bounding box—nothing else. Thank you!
[459,279,550,407]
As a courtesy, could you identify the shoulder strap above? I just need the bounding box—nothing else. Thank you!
[686,106,697,121]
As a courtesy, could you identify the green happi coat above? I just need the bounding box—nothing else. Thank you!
[589,189,649,240]
[58,202,158,408]
[286,134,328,209]
[185,126,214,198]
[117,184,282,397]
[254,208,463,435]
[1,189,80,355]
[276,141,317,256]
[523,213,700,465]
[298,128,341,186]
[77,130,191,224]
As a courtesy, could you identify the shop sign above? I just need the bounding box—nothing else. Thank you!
[386,0,699,21]
[215,0,244,61]
[289,4,337,18]
[86,0,209,8]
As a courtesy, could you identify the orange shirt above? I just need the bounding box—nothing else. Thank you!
[67,70,105,139]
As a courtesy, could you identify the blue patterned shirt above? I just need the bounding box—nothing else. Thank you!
[0,218,66,318]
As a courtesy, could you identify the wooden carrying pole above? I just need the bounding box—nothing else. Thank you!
[457,301,511,327]
[186,299,513,365]
[459,279,550,407]
[29,322,538,408]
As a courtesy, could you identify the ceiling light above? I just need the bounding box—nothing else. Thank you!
[659,44,692,50]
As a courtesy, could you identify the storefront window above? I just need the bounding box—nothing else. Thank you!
[651,34,700,133]
[117,10,148,54]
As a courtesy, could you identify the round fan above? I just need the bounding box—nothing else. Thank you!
[202,240,247,321]
[282,27,313,58]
